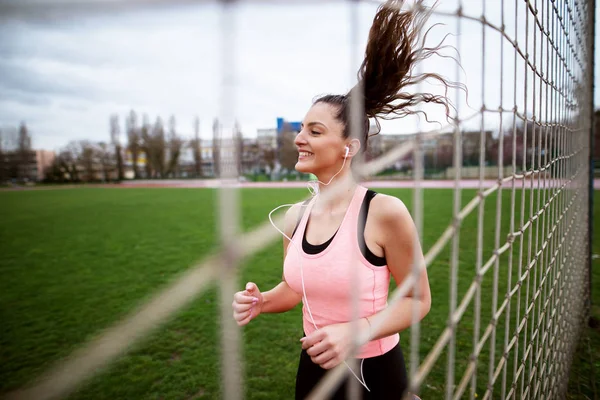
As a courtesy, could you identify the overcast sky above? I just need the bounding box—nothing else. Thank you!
[0,0,597,151]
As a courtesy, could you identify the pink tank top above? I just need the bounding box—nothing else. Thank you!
[283,185,400,359]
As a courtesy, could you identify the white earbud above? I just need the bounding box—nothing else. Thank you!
[344,146,350,158]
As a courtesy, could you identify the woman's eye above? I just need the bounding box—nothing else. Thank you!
[311,131,321,135]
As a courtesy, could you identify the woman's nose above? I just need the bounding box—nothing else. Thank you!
[294,130,307,147]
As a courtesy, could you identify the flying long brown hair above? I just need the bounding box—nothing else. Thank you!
[315,0,463,152]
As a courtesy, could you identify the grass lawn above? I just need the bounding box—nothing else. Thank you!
[0,186,597,399]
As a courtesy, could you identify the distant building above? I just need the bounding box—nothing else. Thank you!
[257,128,277,150]
[35,150,56,180]
[375,130,494,171]
[122,149,147,179]
[1,149,55,183]
[194,135,260,177]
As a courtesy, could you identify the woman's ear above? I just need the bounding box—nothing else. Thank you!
[345,139,361,157]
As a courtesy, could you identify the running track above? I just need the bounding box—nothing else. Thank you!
[3,178,600,190]
[118,178,600,189]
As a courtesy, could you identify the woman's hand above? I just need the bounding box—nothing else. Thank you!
[301,320,367,369]
[232,282,263,326]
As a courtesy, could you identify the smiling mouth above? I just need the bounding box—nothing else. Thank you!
[298,151,313,158]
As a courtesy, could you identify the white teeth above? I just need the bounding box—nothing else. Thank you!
[299,151,312,157]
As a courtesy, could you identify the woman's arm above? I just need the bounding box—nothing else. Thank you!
[363,194,431,340]
[260,281,302,314]
[232,202,304,325]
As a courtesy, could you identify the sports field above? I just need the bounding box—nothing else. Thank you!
[1,187,598,399]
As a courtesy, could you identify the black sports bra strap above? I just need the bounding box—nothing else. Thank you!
[359,190,387,266]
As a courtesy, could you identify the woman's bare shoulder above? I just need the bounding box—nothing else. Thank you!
[369,193,412,227]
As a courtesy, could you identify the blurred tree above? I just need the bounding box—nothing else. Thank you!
[212,118,221,178]
[110,114,124,181]
[434,142,454,170]
[278,124,298,172]
[190,116,203,178]
[244,141,260,175]
[126,110,141,179]
[152,117,166,178]
[79,140,96,182]
[490,119,537,171]
[166,115,184,177]
[234,121,244,176]
[59,141,82,182]
[262,148,276,173]
[12,122,33,181]
[141,114,152,179]
[44,156,67,183]
[17,122,31,150]
[98,142,113,182]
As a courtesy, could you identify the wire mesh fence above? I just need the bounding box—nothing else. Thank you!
[1,0,594,399]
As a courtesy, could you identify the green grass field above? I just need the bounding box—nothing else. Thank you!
[0,187,598,399]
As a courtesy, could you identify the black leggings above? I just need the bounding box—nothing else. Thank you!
[295,342,408,400]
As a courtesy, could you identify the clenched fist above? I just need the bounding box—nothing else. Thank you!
[232,282,263,326]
